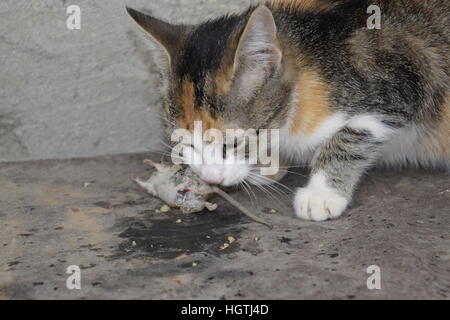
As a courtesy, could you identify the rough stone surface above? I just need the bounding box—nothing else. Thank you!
[0,154,448,299]
[0,0,253,162]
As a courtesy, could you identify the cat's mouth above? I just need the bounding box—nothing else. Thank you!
[189,163,251,188]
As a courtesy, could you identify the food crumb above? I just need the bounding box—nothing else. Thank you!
[220,243,230,250]
[270,209,278,214]
[160,205,171,213]
[192,262,198,267]
[227,236,236,244]
[175,219,182,224]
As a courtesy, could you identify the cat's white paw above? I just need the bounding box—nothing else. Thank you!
[294,187,348,222]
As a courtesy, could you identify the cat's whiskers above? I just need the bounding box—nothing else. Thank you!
[147,150,184,163]
[246,175,287,208]
[239,180,257,210]
[248,170,294,194]
[247,170,295,209]
[249,175,289,199]
[246,170,292,203]
[252,166,309,179]
[244,179,259,208]
[155,113,177,127]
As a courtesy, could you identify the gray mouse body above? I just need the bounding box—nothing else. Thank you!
[134,159,272,228]
[134,160,218,214]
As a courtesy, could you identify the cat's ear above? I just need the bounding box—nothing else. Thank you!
[126,7,186,72]
[233,6,282,99]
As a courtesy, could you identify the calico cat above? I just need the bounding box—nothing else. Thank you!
[127,0,449,222]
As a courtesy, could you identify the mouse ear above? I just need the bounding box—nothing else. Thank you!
[143,159,164,171]
[126,7,188,70]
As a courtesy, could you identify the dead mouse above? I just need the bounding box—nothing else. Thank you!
[134,159,272,228]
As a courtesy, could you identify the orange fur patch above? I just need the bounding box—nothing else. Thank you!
[214,67,233,96]
[178,80,223,132]
[290,69,331,135]
[269,0,335,13]
[199,108,223,132]
[179,80,196,131]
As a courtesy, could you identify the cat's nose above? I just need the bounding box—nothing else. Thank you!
[204,178,223,185]
[200,166,224,185]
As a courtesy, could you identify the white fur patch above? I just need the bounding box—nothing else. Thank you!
[347,114,393,140]
[279,112,347,164]
[294,171,348,221]
[185,143,251,187]
[277,79,348,163]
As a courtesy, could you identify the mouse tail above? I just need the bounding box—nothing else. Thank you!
[212,187,273,229]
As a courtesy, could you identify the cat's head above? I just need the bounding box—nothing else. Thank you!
[127,5,288,186]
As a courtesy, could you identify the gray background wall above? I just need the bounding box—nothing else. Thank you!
[0,0,253,162]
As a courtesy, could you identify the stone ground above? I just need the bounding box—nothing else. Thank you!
[0,153,448,299]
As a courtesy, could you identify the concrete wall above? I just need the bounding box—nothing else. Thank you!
[0,0,253,162]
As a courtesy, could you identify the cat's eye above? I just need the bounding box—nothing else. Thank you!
[180,144,196,158]
[222,142,239,158]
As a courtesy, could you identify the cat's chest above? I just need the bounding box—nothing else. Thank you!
[276,72,348,163]
[278,112,347,163]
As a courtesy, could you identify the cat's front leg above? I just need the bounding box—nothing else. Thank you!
[294,126,385,221]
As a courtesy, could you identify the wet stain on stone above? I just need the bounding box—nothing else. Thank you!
[33,282,44,286]
[111,198,150,209]
[93,198,152,211]
[279,237,291,244]
[80,244,95,249]
[111,206,244,260]
[94,201,112,209]
[138,210,154,215]
[79,244,102,252]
